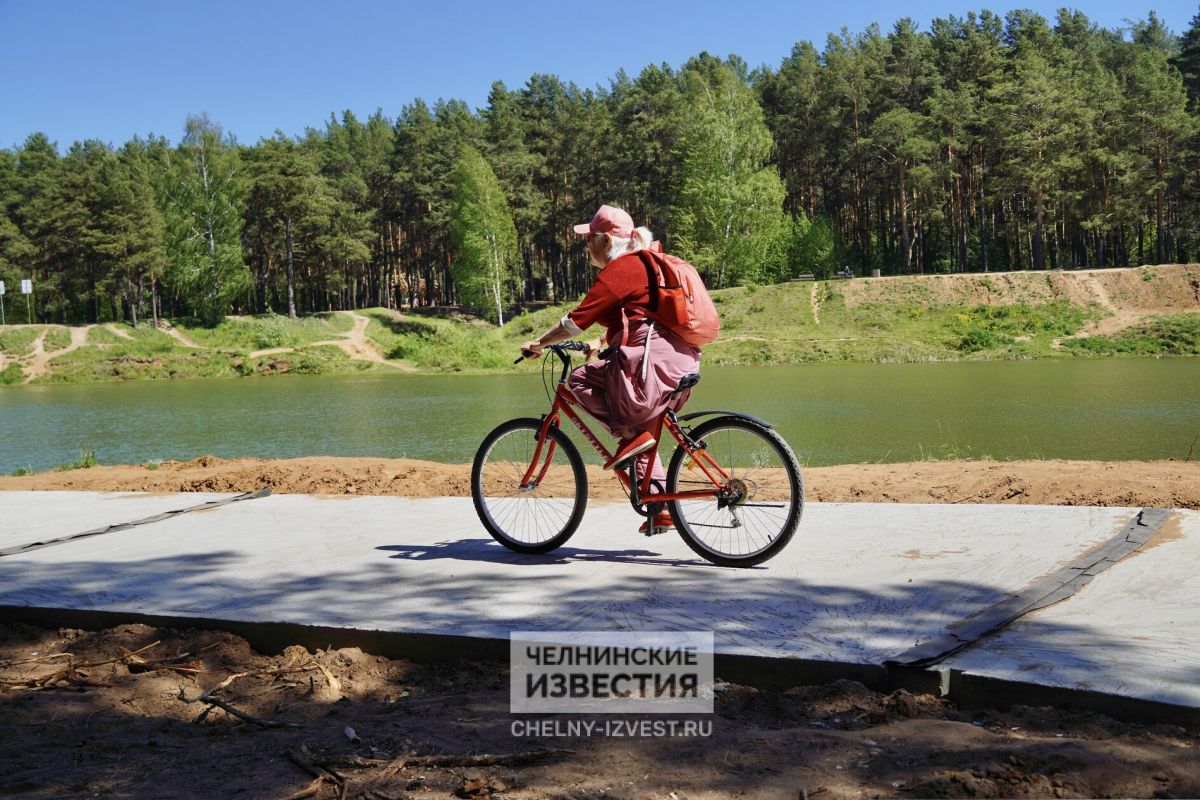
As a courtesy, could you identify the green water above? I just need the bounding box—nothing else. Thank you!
[1,359,1197,473]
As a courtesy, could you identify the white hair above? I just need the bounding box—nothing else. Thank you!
[605,226,654,260]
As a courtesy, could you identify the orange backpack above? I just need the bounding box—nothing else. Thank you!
[636,250,720,347]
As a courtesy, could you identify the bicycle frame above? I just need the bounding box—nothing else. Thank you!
[520,349,731,509]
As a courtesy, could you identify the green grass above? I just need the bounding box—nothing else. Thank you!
[177,313,355,350]
[39,338,371,383]
[362,308,522,372]
[229,345,374,377]
[3,272,1197,387]
[1061,313,1200,356]
[948,301,1097,354]
[54,448,98,471]
[0,327,41,356]
[42,327,72,351]
[0,363,23,384]
[86,325,129,345]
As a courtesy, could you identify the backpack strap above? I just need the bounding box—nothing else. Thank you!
[637,250,660,313]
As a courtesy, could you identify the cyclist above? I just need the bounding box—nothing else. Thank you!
[520,204,702,534]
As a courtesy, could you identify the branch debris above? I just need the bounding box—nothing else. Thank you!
[0,640,161,690]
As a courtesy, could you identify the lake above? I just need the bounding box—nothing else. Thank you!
[2,359,1198,473]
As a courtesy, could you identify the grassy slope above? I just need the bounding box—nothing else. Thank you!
[3,266,1197,385]
[363,264,1198,372]
[22,314,371,384]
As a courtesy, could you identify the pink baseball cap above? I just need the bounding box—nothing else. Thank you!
[573,204,635,238]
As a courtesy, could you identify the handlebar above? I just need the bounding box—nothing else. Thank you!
[514,340,588,364]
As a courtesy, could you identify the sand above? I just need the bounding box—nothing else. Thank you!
[2,455,1197,510]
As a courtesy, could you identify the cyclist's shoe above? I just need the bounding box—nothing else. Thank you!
[603,432,656,470]
[639,512,674,536]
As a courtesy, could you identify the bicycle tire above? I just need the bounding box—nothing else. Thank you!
[666,416,804,567]
[471,417,588,554]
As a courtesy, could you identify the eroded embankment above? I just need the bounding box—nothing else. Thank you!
[2,455,1197,509]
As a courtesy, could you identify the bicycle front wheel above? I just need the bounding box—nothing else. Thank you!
[471,417,587,554]
[666,417,804,567]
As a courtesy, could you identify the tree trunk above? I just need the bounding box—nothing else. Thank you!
[898,168,912,275]
[126,276,139,329]
[1155,163,1166,265]
[285,215,297,318]
[151,276,159,329]
[1032,191,1045,270]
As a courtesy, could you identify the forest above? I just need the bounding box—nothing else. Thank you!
[1,8,1198,326]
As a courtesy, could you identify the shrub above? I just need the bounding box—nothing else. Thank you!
[957,326,1012,352]
[1063,314,1200,356]
[55,449,98,471]
[253,318,298,349]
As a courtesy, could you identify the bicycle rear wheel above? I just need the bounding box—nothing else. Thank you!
[471,417,587,554]
[666,416,803,567]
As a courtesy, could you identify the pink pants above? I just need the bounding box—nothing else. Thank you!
[568,320,701,491]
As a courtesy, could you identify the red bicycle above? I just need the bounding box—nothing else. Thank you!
[470,342,803,567]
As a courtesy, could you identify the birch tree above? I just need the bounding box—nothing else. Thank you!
[670,55,788,288]
[166,115,250,325]
[450,146,518,324]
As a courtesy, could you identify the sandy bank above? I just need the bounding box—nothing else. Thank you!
[2,455,1196,509]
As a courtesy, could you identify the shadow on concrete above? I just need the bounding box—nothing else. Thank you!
[0,546,1170,680]
[2,541,1198,798]
[375,537,737,569]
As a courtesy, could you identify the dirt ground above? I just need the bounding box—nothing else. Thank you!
[3,455,1198,510]
[0,623,1195,800]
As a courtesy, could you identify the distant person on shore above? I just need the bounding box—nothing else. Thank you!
[520,205,710,534]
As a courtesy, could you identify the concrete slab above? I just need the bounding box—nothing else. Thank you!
[1,491,1195,711]
[0,493,1134,650]
[946,509,1200,707]
[0,491,238,549]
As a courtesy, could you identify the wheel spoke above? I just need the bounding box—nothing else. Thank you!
[668,420,803,566]
[473,421,586,552]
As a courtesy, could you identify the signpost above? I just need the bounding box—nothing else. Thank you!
[0,280,5,325]
[21,279,32,324]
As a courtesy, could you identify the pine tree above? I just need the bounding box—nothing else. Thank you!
[13,134,69,321]
[1125,45,1195,263]
[244,133,331,318]
[988,34,1088,269]
[0,150,34,307]
[91,140,167,327]
[1174,8,1200,104]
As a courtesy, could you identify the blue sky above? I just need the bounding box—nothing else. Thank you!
[0,0,1193,151]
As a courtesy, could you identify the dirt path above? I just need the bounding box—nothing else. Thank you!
[249,312,415,371]
[1051,275,1153,348]
[155,321,204,348]
[312,312,386,362]
[104,323,134,340]
[811,282,821,325]
[1076,274,1144,335]
[20,327,89,385]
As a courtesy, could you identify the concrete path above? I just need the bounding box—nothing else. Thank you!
[0,492,1195,713]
